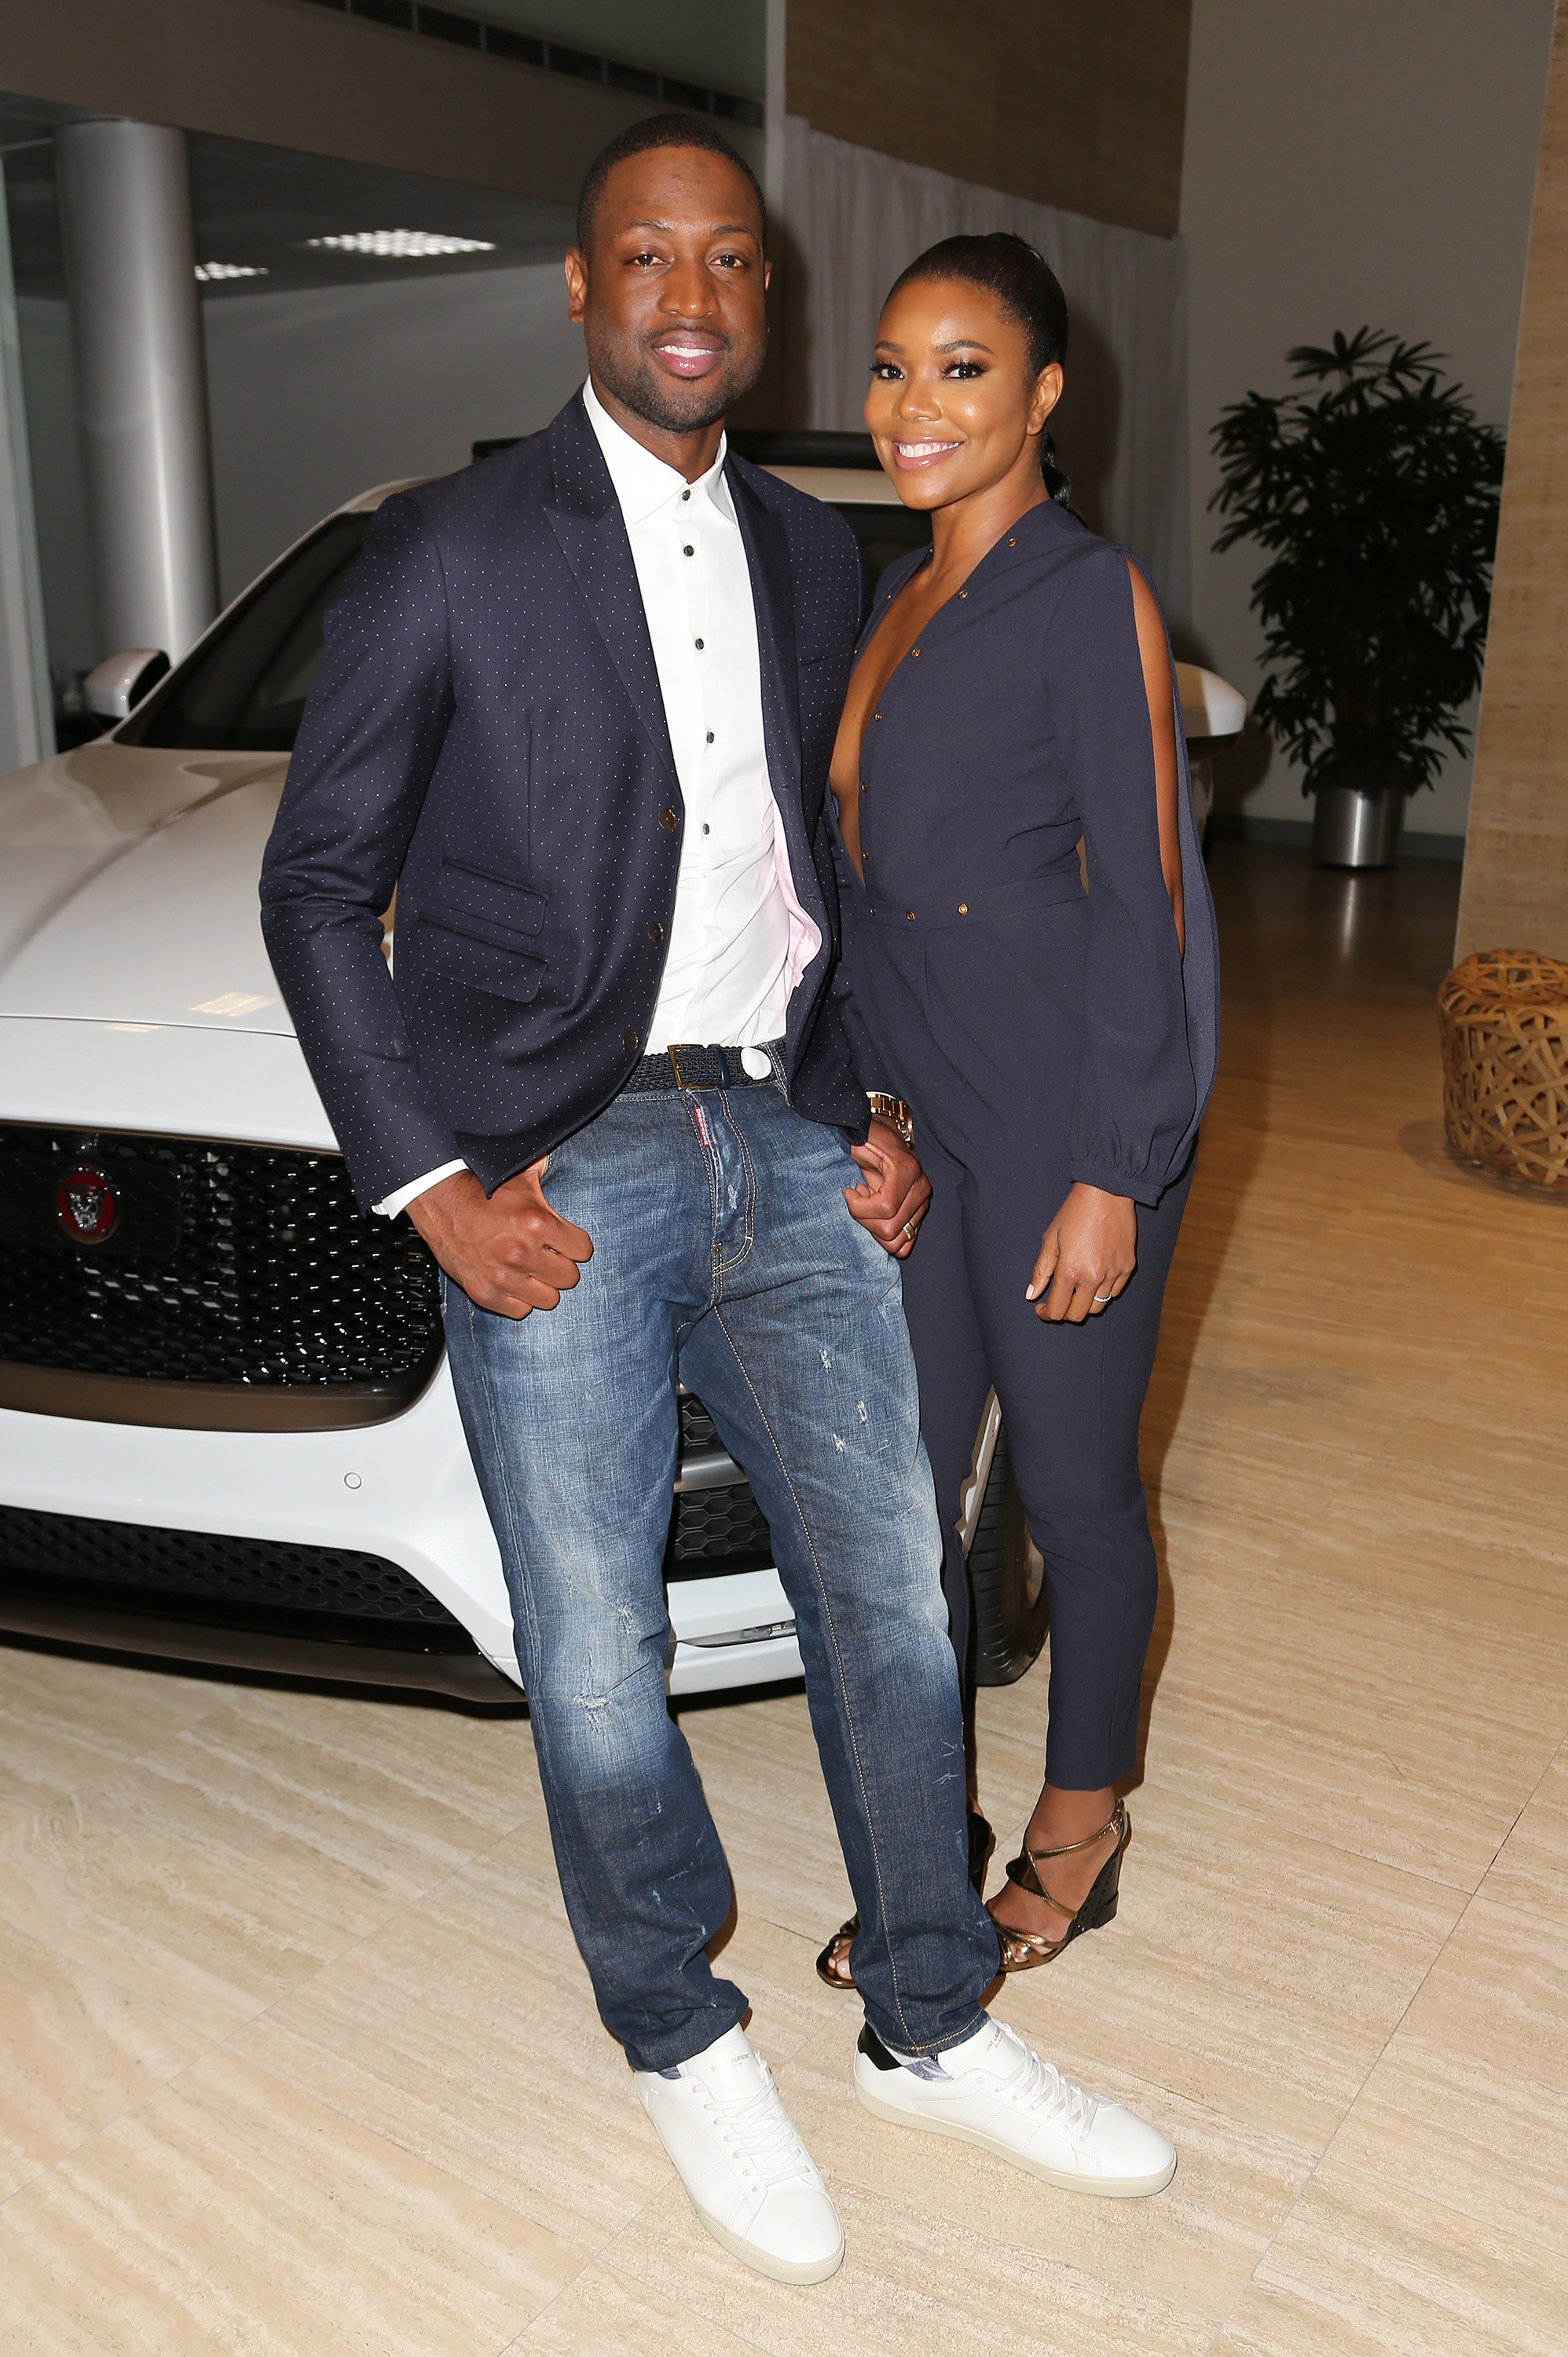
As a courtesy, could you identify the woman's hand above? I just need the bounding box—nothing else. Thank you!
[844,1119,932,1257]
[1026,1183,1137,1322]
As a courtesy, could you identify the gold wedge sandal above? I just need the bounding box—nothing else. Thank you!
[990,1798,1130,1973]
[815,1813,994,1992]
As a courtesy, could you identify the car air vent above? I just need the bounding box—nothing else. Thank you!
[677,1393,721,1453]
[669,1484,773,1568]
[0,1127,441,1405]
[0,1504,462,1631]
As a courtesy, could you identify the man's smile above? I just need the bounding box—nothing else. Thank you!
[650,333,727,378]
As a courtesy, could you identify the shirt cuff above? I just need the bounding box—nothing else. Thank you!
[373,1160,468,1219]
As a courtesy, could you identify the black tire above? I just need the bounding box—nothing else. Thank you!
[967,1424,1049,1687]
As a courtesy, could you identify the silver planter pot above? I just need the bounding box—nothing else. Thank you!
[1312,779,1406,869]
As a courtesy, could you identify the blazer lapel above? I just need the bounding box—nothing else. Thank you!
[728,460,806,828]
[544,395,679,792]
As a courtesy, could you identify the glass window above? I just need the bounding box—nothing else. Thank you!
[120,514,370,753]
[837,502,932,595]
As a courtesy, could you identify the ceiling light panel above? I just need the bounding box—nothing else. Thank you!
[303,229,497,258]
[195,262,269,280]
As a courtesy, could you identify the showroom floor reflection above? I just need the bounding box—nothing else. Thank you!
[1,845,1566,2356]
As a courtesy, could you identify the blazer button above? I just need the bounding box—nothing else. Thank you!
[623,1028,642,1053]
[647,919,665,943]
[658,807,679,831]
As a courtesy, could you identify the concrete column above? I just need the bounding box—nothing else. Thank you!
[0,163,51,764]
[55,119,217,663]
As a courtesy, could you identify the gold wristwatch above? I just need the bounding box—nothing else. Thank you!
[866,1091,914,1147]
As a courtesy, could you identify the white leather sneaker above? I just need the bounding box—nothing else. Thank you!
[635,2025,845,2283]
[854,2017,1176,2197]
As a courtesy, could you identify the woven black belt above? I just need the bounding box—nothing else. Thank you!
[621,1041,782,1094]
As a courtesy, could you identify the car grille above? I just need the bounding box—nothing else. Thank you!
[671,1484,773,1567]
[0,1126,441,1393]
[673,1392,772,1570]
[0,1502,467,1641]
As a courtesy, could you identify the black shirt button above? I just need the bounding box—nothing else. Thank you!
[623,1028,642,1052]
[658,807,679,831]
[681,488,691,500]
[683,544,694,557]
[647,919,664,943]
[694,637,704,650]
[705,731,714,743]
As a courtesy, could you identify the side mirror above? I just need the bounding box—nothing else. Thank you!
[83,648,170,723]
[1174,662,1247,757]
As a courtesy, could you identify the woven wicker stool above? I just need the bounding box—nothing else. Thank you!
[1438,948,1568,1189]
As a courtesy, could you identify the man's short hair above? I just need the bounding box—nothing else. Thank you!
[575,113,765,255]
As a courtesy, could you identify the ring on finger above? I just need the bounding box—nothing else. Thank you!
[901,1219,917,1246]
[1093,1289,1113,1305]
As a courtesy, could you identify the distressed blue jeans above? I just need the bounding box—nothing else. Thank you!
[442,1072,998,2071]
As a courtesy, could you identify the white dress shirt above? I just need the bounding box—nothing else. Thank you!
[376,381,819,1218]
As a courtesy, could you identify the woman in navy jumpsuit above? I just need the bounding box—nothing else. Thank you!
[821,236,1218,1982]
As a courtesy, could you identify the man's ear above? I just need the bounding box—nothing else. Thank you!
[563,247,588,324]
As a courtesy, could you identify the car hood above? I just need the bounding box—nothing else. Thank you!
[0,742,301,1034]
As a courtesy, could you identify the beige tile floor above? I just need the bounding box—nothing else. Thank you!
[2,844,1566,2354]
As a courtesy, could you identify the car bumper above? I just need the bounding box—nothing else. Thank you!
[0,1366,804,1701]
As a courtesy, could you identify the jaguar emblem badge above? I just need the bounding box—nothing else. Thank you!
[56,1165,119,1244]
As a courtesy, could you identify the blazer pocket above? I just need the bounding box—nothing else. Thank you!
[427,859,548,951]
[420,922,545,1004]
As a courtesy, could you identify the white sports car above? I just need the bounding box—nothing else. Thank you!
[0,442,1242,1705]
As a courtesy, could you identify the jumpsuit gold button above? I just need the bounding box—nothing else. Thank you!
[910,647,920,657]
[905,910,914,922]
[859,779,867,792]
[958,588,968,599]
[958,901,969,915]
[873,711,882,721]
[1006,534,1017,546]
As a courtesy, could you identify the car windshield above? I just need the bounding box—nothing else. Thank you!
[841,502,932,593]
[119,514,371,753]
[116,497,931,756]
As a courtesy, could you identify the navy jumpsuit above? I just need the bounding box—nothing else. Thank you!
[835,497,1220,1791]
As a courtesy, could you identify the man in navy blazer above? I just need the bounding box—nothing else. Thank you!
[262,118,1167,2285]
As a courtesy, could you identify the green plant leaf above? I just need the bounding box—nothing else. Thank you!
[1210,328,1503,790]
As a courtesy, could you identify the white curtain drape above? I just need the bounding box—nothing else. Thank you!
[781,118,1190,621]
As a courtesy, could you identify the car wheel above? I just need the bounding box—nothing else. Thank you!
[968,1425,1048,1686]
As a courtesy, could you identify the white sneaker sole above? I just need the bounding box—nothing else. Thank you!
[687,2199,845,2285]
[854,2068,1177,2198]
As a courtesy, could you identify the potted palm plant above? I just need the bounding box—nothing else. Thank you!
[1210,330,1504,867]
